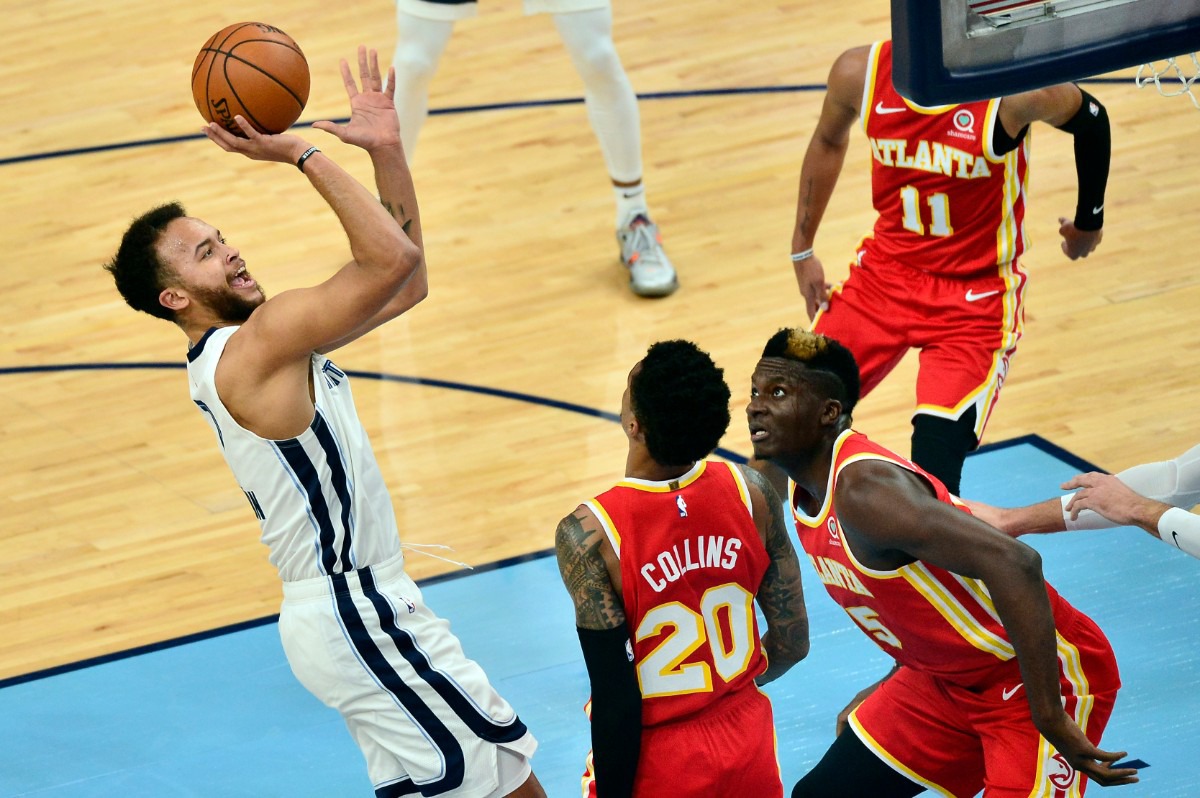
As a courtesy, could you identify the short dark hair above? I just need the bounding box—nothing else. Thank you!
[761,328,861,414]
[630,340,731,467]
[104,202,187,321]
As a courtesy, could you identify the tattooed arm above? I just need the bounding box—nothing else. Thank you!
[314,48,428,354]
[740,465,811,684]
[556,506,640,798]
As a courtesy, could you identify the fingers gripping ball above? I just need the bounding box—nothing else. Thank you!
[192,22,310,136]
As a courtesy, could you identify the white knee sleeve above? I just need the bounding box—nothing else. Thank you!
[392,10,456,156]
[553,8,643,183]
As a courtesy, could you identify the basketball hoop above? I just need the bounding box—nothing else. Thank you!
[1136,53,1200,109]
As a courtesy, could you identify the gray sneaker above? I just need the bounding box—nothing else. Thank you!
[617,214,678,297]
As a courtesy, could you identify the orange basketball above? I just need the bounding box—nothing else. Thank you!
[191,22,310,136]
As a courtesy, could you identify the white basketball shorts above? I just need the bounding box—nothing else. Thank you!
[280,554,537,797]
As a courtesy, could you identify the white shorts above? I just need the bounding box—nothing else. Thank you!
[398,0,608,21]
[280,554,537,797]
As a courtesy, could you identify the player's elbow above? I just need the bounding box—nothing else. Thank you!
[1005,540,1044,583]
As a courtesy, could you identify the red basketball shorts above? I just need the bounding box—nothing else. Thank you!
[582,686,783,798]
[849,613,1120,797]
[812,250,1027,440]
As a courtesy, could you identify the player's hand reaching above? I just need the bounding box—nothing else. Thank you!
[1063,472,1165,536]
[793,256,832,321]
[312,46,401,154]
[1036,712,1139,787]
[1059,217,1103,260]
[203,117,312,166]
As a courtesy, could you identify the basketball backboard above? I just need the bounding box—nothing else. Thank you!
[892,0,1200,104]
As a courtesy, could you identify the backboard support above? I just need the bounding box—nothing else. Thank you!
[892,0,1200,105]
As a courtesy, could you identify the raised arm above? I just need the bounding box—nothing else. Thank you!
[555,507,640,798]
[791,45,867,320]
[998,82,1110,260]
[835,461,1137,787]
[312,48,428,352]
[739,465,810,684]
[203,50,421,368]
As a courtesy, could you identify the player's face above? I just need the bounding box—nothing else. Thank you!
[156,217,265,322]
[747,358,826,463]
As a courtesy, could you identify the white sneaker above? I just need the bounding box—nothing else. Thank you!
[617,214,678,297]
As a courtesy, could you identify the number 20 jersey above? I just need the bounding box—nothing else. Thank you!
[862,40,1030,278]
[585,461,771,726]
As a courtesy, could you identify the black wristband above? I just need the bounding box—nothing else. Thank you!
[296,146,320,173]
[1055,89,1110,232]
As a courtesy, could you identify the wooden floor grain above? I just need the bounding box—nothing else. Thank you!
[1,0,1196,679]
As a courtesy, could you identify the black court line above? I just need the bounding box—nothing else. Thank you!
[0,366,1104,691]
[0,77,1132,168]
[0,361,746,462]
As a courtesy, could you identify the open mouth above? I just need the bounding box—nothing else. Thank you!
[230,263,255,289]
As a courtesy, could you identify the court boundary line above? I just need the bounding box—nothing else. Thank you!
[0,420,1102,690]
[0,78,1131,167]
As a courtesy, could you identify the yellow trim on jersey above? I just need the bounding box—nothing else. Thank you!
[982,98,1006,163]
[724,460,755,518]
[584,499,622,555]
[615,460,707,492]
[902,563,1016,660]
[790,429,856,527]
[848,712,957,797]
[860,42,884,134]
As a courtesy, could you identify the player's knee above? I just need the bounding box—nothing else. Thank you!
[392,50,441,86]
[561,36,624,84]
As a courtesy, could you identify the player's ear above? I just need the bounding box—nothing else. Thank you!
[820,398,844,426]
[160,287,190,313]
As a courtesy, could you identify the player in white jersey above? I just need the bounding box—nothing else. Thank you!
[104,47,543,798]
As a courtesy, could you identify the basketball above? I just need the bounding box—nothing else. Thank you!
[192,22,310,136]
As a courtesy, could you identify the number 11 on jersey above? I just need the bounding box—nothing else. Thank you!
[899,186,953,238]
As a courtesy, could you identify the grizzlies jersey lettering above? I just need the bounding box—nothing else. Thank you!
[791,430,1084,689]
[187,326,400,582]
[586,461,771,726]
[861,40,1030,277]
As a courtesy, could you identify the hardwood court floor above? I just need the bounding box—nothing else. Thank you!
[1,0,1198,681]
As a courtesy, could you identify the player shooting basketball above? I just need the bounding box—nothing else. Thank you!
[105,46,546,798]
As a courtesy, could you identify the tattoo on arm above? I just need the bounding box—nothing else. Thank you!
[555,511,627,631]
[741,466,810,674]
[380,198,413,237]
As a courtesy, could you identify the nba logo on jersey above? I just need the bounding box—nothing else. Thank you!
[676,495,688,517]
[399,596,416,614]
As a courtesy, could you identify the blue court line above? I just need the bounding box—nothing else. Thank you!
[0,77,1131,167]
[3,438,1190,797]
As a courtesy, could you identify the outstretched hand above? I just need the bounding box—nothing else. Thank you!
[312,46,401,153]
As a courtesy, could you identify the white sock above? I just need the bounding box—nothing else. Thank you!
[392,10,456,161]
[614,184,649,229]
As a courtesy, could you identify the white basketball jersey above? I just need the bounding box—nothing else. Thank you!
[186,326,401,582]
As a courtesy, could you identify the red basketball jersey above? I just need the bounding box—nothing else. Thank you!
[860,40,1030,278]
[587,461,771,726]
[791,430,1090,689]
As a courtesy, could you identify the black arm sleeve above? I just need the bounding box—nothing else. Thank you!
[1054,89,1110,231]
[578,625,642,798]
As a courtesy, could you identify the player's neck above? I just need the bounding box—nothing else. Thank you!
[624,448,695,483]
